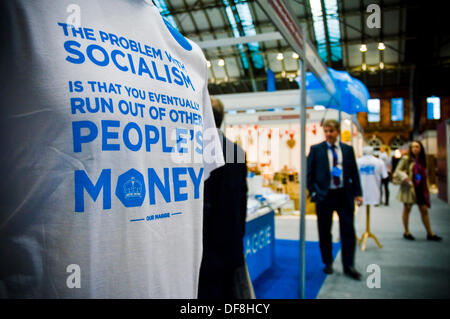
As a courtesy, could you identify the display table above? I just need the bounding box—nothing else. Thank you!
[244,208,275,281]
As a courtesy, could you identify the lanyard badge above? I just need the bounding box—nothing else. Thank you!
[331,166,342,177]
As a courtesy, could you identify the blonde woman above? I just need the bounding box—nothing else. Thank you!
[393,141,442,241]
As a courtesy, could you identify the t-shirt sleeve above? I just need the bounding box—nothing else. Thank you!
[201,64,224,181]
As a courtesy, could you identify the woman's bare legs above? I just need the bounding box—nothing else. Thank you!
[402,204,413,235]
[418,205,435,236]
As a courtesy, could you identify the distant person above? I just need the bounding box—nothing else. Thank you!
[198,97,254,299]
[357,146,388,206]
[307,119,363,280]
[393,140,442,241]
[392,149,403,172]
[379,145,392,205]
[280,165,290,174]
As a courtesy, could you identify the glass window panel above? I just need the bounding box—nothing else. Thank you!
[310,0,342,63]
[223,0,264,70]
[391,98,404,121]
[154,0,178,30]
[427,97,441,120]
[368,99,381,122]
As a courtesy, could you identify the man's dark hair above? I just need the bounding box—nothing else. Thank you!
[211,97,224,128]
[322,119,340,131]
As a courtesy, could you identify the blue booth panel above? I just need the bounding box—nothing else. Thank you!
[244,210,275,280]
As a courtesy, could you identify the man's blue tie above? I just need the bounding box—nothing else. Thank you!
[330,144,340,187]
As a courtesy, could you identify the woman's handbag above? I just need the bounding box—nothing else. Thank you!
[392,169,408,186]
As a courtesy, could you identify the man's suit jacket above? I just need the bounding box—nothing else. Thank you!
[307,141,362,208]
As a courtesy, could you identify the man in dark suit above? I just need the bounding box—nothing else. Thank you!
[307,119,363,280]
[198,97,252,299]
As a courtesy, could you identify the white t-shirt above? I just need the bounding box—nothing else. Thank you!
[357,155,388,205]
[0,0,223,298]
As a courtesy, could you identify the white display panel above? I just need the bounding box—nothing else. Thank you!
[427,96,441,120]
[368,98,381,122]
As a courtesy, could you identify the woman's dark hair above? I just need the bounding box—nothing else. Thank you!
[408,140,427,166]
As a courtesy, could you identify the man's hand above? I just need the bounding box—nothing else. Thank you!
[356,196,363,206]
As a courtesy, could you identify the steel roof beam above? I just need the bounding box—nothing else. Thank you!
[320,0,333,66]
[168,0,403,17]
[196,32,411,49]
[197,31,282,48]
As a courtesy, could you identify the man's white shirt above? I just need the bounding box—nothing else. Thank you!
[326,141,344,189]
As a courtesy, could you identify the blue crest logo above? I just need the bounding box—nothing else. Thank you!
[360,165,375,175]
[124,177,143,199]
[163,18,192,51]
[116,169,146,207]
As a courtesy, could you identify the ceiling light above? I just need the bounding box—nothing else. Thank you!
[218,59,225,67]
[276,53,284,61]
[292,52,299,59]
[377,42,385,50]
[360,44,368,52]
[379,62,384,69]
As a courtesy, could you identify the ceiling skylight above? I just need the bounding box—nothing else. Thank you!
[309,0,342,63]
[223,0,265,70]
[153,0,178,30]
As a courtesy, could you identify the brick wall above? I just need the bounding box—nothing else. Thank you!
[357,87,412,147]
[357,88,449,148]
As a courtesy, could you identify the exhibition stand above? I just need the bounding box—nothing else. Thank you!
[218,77,369,295]
[217,0,369,294]
[216,90,366,214]
[203,0,370,298]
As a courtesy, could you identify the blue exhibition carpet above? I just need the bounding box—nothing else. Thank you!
[252,240,340,299]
